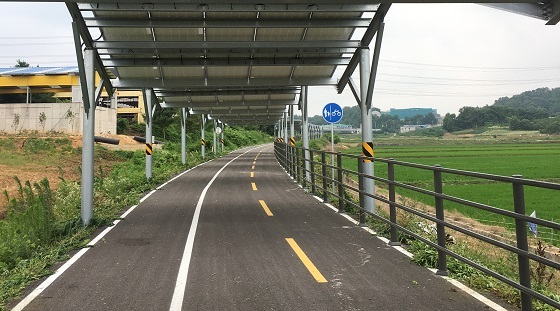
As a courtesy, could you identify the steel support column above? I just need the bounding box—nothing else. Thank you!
[301,86,310,182]
[201,114,206,159]
[181,107,187,165]
[290,104,295,141]
[213,119,217,155]
[80,48,96,226]
[144,88,154,180]
[221,123,224,152]
[359,48,375,213]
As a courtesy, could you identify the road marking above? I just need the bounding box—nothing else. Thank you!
[259,200,273,216]
[251,172,254,178]
[252,165,255,170]
[252,182,257,190]
[169,148,257,311]
[285,238,327,283]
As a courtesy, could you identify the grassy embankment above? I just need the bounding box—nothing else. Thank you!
[0,128,271,310]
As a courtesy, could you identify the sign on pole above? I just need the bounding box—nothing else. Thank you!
[322,102,342,193]
[322,102,343,124]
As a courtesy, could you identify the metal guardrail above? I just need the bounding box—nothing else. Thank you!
[273,141,560,311]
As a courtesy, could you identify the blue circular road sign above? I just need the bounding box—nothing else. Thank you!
[322,102,343,123]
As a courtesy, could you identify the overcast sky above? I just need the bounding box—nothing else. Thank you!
[0,2,558,118]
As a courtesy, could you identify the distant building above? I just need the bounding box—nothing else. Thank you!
[384,108,438,120]
[0,66,145,134]
[400,124,440,133]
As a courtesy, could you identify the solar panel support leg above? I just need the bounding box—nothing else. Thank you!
[81,48,96,226]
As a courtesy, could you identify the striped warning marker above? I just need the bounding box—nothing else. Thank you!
[289,137,296,146]
[201,139,206,146]
[145,143,153,155]
[362,141,374,162]
[220,138,224,144]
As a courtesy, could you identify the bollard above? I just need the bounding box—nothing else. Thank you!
[513,175,532,311]
[434,164,448,276]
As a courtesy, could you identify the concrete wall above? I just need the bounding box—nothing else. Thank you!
[0,102,117,135]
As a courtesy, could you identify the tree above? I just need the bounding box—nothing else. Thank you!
[15,59,29,67]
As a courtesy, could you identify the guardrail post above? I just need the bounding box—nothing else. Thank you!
[289,146,294,178]
[302,148,308,189]
[358,157,366,226]
[310,150,316,193]
[296,148,301,184]
[388,159,400,246]
[434,164,448,276]
[337,152,344,213]
[513,175,532,311]
[322,152,328,202]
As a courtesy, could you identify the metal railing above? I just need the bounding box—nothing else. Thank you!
[274,141,560,311]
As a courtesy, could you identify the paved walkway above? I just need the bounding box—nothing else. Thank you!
[13,145,502,310]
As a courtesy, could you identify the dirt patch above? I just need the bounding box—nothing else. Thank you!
[0,135,137,219]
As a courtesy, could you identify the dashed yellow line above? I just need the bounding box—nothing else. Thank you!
[258,200,273,216]
[251,165,255,170]
[251,182,257,191]
[253,161,256,165]
[285,238,327,283]
[251,172,254,178]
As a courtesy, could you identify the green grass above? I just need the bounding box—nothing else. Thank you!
[339,141,560,244]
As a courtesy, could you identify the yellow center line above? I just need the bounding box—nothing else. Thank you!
[251,182,257,191]
[250,172,254,178]
[258,200,273,216]
[251,165,255,170]
[285,238,327,283]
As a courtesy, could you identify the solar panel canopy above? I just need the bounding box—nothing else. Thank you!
[67,1,390,125]
[68,0,557,125]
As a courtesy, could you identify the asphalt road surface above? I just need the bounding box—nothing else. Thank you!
[13,144,502,311]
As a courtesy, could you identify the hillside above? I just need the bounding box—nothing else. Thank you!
[443,87,560,133]
[493,87,560,115]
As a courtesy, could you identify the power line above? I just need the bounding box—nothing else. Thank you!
[381,59,560,71]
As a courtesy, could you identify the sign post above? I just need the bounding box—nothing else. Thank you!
[322,103,343,194]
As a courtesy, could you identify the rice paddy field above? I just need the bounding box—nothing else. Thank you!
[336,133,560,244]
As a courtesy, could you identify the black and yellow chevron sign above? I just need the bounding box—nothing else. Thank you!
[145,143,153,155]
[201,139,206,146]
[289,137,296,146]
[362,142,374,162]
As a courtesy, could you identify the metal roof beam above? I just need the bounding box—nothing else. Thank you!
[113,77,338,88]
[104,56,350,67]
[66,3,114,96]
[156,88,300,97]
[94,41,361,50]
[98,47,356,55]
[161,100,297,108]
[337,3,391,93]
[85,17,371,28]
[77,3,379,12]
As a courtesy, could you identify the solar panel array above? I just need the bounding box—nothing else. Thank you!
[70,1,387,125]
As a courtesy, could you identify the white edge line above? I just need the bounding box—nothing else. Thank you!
[11,248,89,311]
[12,150,238,311]
[307,171,504,311]
[169,147,259,311]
